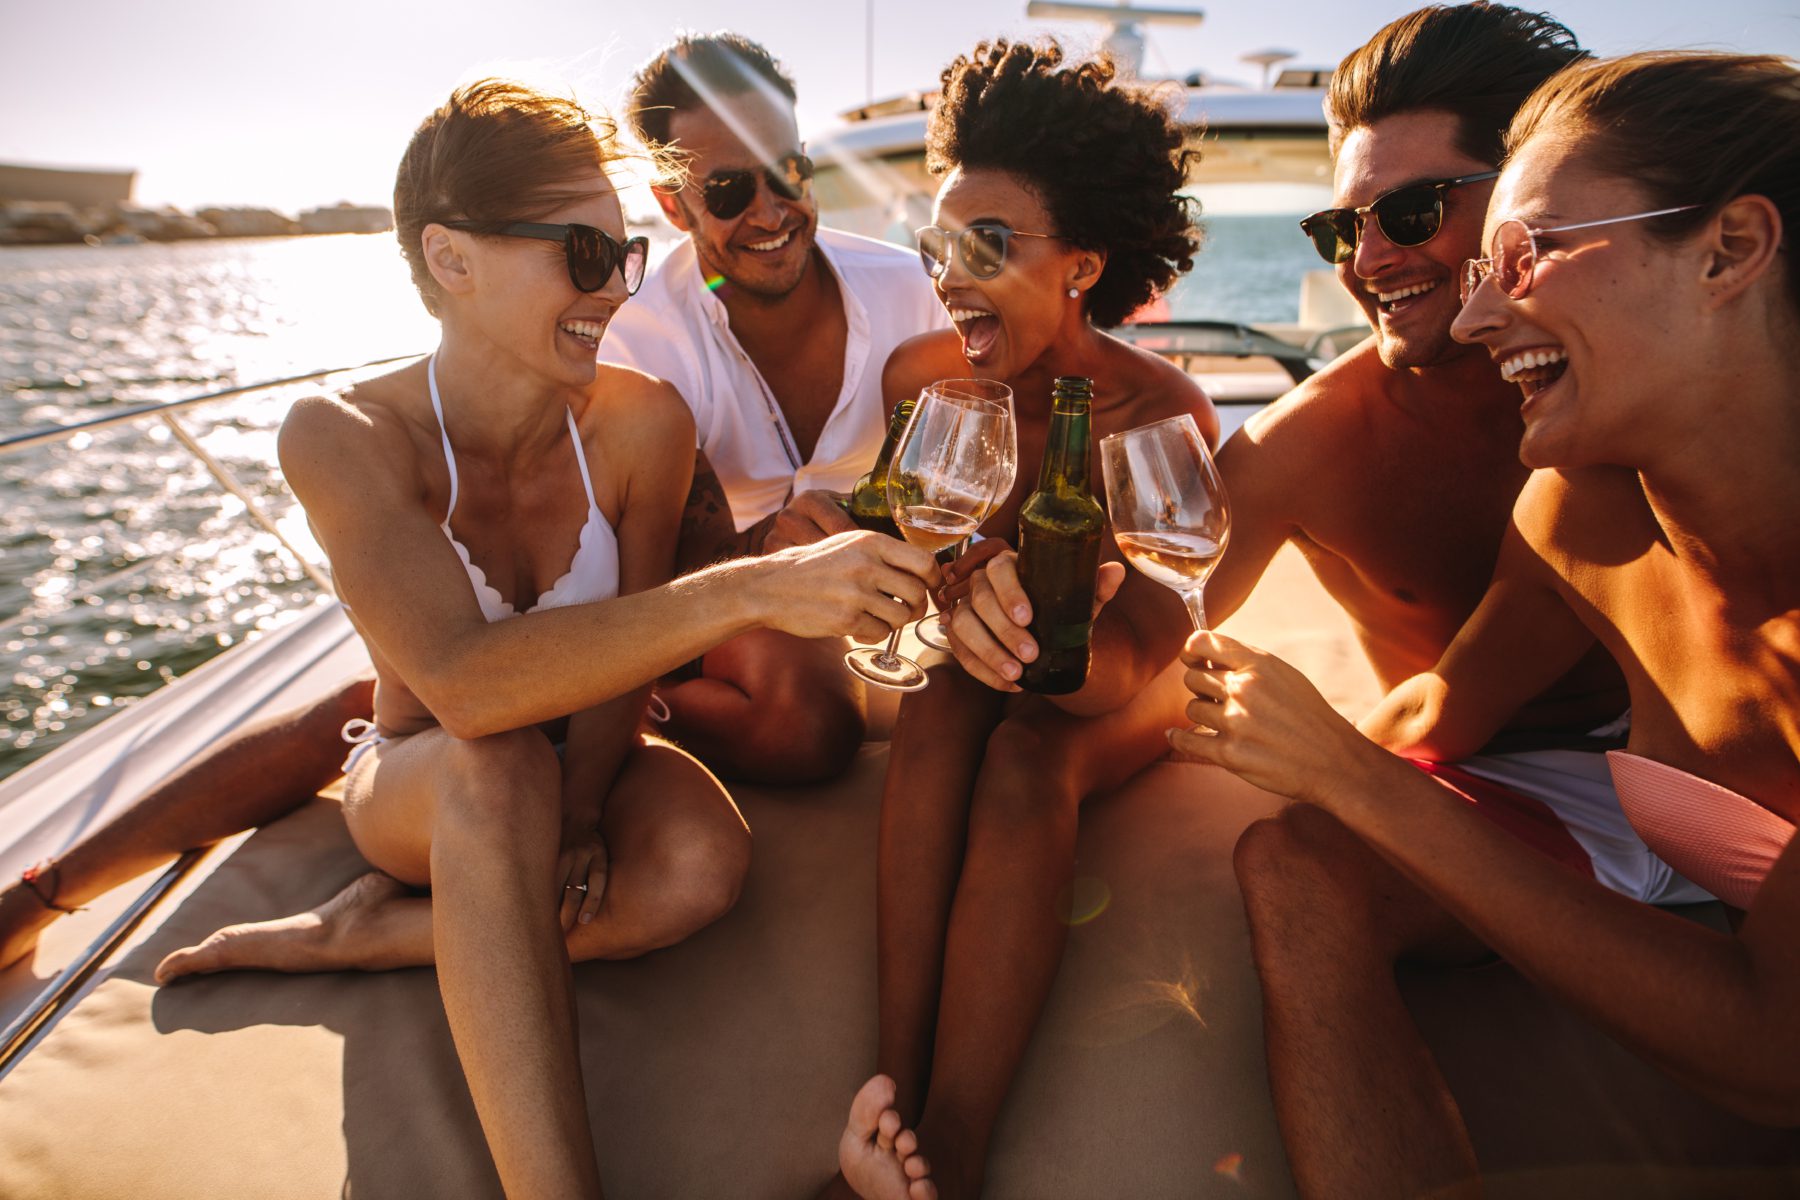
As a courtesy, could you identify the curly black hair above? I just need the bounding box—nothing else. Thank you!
[927,39,1201,329]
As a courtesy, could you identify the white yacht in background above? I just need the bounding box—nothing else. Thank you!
[805,0,1368,422]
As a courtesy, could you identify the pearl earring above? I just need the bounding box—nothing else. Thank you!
[1067,287,1079,299]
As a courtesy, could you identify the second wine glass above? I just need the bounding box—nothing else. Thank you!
[1099,412,1230,631]
[844,381,1016,690]
[910,380,1016,652]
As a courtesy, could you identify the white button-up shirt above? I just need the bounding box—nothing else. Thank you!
[600,227,949,531]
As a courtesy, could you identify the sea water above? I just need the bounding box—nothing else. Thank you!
[0,216,1313,775]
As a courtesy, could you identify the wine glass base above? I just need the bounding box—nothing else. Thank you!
[844,646,930,692]
[913,614,952,652]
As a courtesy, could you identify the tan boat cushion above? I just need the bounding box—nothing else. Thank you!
[1,548,1796,1198]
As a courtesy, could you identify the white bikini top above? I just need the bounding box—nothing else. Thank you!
[428,356,619,621]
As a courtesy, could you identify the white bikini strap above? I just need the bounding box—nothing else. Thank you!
[565,408,600,512]
[426,354,460,520]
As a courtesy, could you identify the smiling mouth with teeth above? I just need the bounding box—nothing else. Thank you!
[745,230,793,252]
[560,319,606,348]
[1374,279,1437,310]
[1499,346,1569,394]
[947,305,1000,360]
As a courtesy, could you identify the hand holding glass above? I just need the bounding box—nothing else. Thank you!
[910,380,1015,651]
[1100,413,1230,630]
[844,384,1016,690]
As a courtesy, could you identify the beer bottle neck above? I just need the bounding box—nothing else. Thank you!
[870,399,916,478]
[1036,393,1092,494]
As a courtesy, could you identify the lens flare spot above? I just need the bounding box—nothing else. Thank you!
[705,274,727,292]
[1214,1152,1244,1182]
[1058,876,1111,926]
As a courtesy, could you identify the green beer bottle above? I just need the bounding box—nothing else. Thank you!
[845,397,917,538]
[1017,377,1106,694]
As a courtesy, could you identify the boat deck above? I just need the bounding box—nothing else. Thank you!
[1,550,1796,1197]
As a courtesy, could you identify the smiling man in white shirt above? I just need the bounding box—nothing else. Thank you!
[601,33,947,782]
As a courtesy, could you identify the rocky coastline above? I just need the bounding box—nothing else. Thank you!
[0,200,394,247]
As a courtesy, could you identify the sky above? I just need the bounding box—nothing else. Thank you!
[3,0,1797,213]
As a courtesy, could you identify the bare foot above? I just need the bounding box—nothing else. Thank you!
[839,1075,935,1200]
[0,881,64,971]
[155,871,410,984]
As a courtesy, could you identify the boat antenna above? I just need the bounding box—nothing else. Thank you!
[1024,1,1205,79]
[1239,47,1297,90]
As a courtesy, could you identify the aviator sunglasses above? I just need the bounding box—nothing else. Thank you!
[1300,171,1501,265]
[443,220,648,296]
[1459,205,1703,304]
[915,223,1064,281]
[699,152,815,220]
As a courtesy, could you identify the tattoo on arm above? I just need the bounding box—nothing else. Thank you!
[676,451,752,572]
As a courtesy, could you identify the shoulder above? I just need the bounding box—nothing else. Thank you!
[1513,465,1644,558]
[820,228,940,305]
[881,330,967,404]
[1232,340,1382,461]
[1104,335,1219,445]
[584,365,696,456]
[279,370,423,505]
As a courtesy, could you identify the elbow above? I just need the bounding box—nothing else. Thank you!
[1362,675,1461,760]
[410,647,508,741]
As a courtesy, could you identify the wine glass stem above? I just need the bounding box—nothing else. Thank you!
[1181,588,1208,632]
[876,627,905,669]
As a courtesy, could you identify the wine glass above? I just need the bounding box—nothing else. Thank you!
[910,380,1016,652]
[845,383,1015,691]
[1099,413,1230,631]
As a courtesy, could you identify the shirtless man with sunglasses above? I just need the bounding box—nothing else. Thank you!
[599,32,948,784]
[1166,6,1710,1191]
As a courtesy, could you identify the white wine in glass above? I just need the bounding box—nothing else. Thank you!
[1100,413,1230,630]
[845,382,1015,690]
[908,379,1016,652]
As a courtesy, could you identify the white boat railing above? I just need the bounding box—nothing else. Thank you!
[0,353,420,1074]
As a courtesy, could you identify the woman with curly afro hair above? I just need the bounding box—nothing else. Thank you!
[827,39,1218,1200]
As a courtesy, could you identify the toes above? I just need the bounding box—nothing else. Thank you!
[909,1177,938,1200]
[894,1129,917,1160]
[847,1074,898,1139]
[903,1152,930,1181]
[875,1106,901,1154]
[153,943,210,985]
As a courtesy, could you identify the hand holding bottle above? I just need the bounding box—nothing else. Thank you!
[763,489,859,552]
[946,549,1126,692]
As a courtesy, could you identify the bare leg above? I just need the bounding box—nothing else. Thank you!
[157,736,749,980]
[1235,803,1487,1200]
[910,671,1186,1198]
[876,663,1006,1118]
[1,674,373,969]
[659,629,865,784]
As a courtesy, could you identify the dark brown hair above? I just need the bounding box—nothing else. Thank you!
[627,32,797,150]
[927,39,1200,329]
[394,79,621,316]
[1508,51,1800,311]
[1328,3,1586,164]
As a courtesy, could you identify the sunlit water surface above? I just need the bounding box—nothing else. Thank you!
[0,217,1310,777]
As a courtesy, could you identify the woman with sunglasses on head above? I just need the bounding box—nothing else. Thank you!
[1173,52,1800,1198]
[152,80,938,1199]
[825,40,1216,1200]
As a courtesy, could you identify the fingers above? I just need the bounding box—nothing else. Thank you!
[1092,561,1126,615]
[557,846,587,932]
[939,537,1009,602]
[578,839,607,926]
[947,573,1028,691]
[1180,627,1258,669]
[768,490,857,550]
[982,552,1032,628]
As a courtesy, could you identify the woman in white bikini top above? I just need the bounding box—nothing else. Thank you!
[152,79,937,1200]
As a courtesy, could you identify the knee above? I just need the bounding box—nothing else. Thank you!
[645,810,752,935]
[969,716,1078,827]
[435,728,561,840]
[739,678,864,784]
[1233,806,1377,947]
